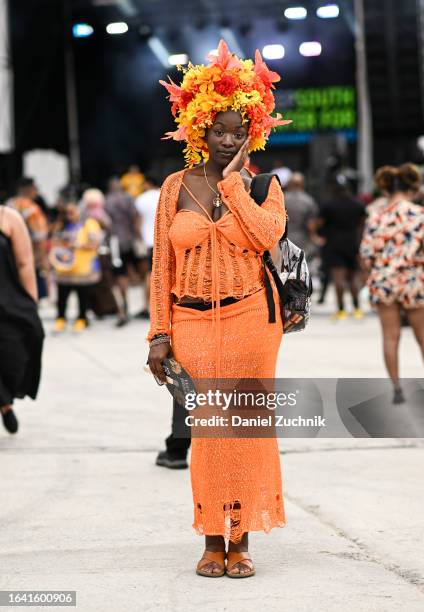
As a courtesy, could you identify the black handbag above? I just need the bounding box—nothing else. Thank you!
[250,173,312,333]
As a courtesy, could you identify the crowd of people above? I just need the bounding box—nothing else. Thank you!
[0,164,161,432]
[3,157,418,337]
[264,162,367,319]
[2,166,161,334]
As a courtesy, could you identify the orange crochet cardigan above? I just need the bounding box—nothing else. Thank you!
[147,170,286,342]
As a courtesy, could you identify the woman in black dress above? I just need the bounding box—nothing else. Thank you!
[0,205,44,433]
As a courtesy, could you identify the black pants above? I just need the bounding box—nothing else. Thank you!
[165,398,191,459]
[57,284,89,321]
[0,322,28,406]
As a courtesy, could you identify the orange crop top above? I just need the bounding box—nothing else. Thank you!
[147,170,286,342]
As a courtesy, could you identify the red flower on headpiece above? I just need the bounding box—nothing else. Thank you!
[215,75,238,96]
[181,90,194,106]
[254,49,281,89]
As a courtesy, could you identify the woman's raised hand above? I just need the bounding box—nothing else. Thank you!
[147,342,172,384]
[222,139,250,179]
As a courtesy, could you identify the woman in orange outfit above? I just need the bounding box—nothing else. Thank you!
[147,40,291,578]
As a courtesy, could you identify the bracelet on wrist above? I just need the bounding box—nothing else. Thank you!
[149,334,171,348]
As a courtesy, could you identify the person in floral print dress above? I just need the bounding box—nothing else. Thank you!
[360,163,424,403]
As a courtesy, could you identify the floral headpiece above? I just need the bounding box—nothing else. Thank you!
[160,39,292,167]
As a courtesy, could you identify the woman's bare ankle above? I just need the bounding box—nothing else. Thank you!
[228,532,249,552]
[205,535,225,551]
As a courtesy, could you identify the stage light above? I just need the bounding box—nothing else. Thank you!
[299,41,322,56]
[72,24,94,38]
[284,7,307,20]
[106,22,129,35]
[169,54,189,66]
[148,36,171,67]
[262,44,285,60]
[317,4,339,19]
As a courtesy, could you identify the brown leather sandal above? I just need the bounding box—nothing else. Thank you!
[226,551,256,578]
[196,550,226,577]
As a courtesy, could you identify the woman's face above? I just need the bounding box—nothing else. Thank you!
[206,110,249,168]
[65,204,80,223]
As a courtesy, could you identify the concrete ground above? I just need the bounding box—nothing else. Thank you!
[0,289,423,612]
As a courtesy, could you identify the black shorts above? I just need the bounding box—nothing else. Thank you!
[138,247,153,272]
[112,249,141,276]
[326,252,359,271]
[323,242,360,271]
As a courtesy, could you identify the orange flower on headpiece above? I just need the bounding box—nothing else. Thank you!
[160,39,292,167]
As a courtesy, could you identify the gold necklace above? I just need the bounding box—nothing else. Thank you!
[203,164,222,208]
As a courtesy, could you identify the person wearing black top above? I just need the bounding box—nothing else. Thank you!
[0,205,44,434]
[318,177,366,320]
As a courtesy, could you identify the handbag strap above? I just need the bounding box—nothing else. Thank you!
[250,173,276,205]
[264,250,286,318]
[250,173,288,240]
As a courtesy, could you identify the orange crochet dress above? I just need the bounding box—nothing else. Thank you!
[148,169,287,541]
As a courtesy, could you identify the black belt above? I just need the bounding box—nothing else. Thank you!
[176,271,278,323]
[177,295,242,311]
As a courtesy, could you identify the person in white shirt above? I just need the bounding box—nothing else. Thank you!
[271,158,293,188]
[134,175,161,319]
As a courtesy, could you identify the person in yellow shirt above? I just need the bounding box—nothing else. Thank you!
[120,164,145,198]
[49,202,103,332]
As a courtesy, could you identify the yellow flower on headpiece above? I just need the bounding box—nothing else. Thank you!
[160,39,292,167]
